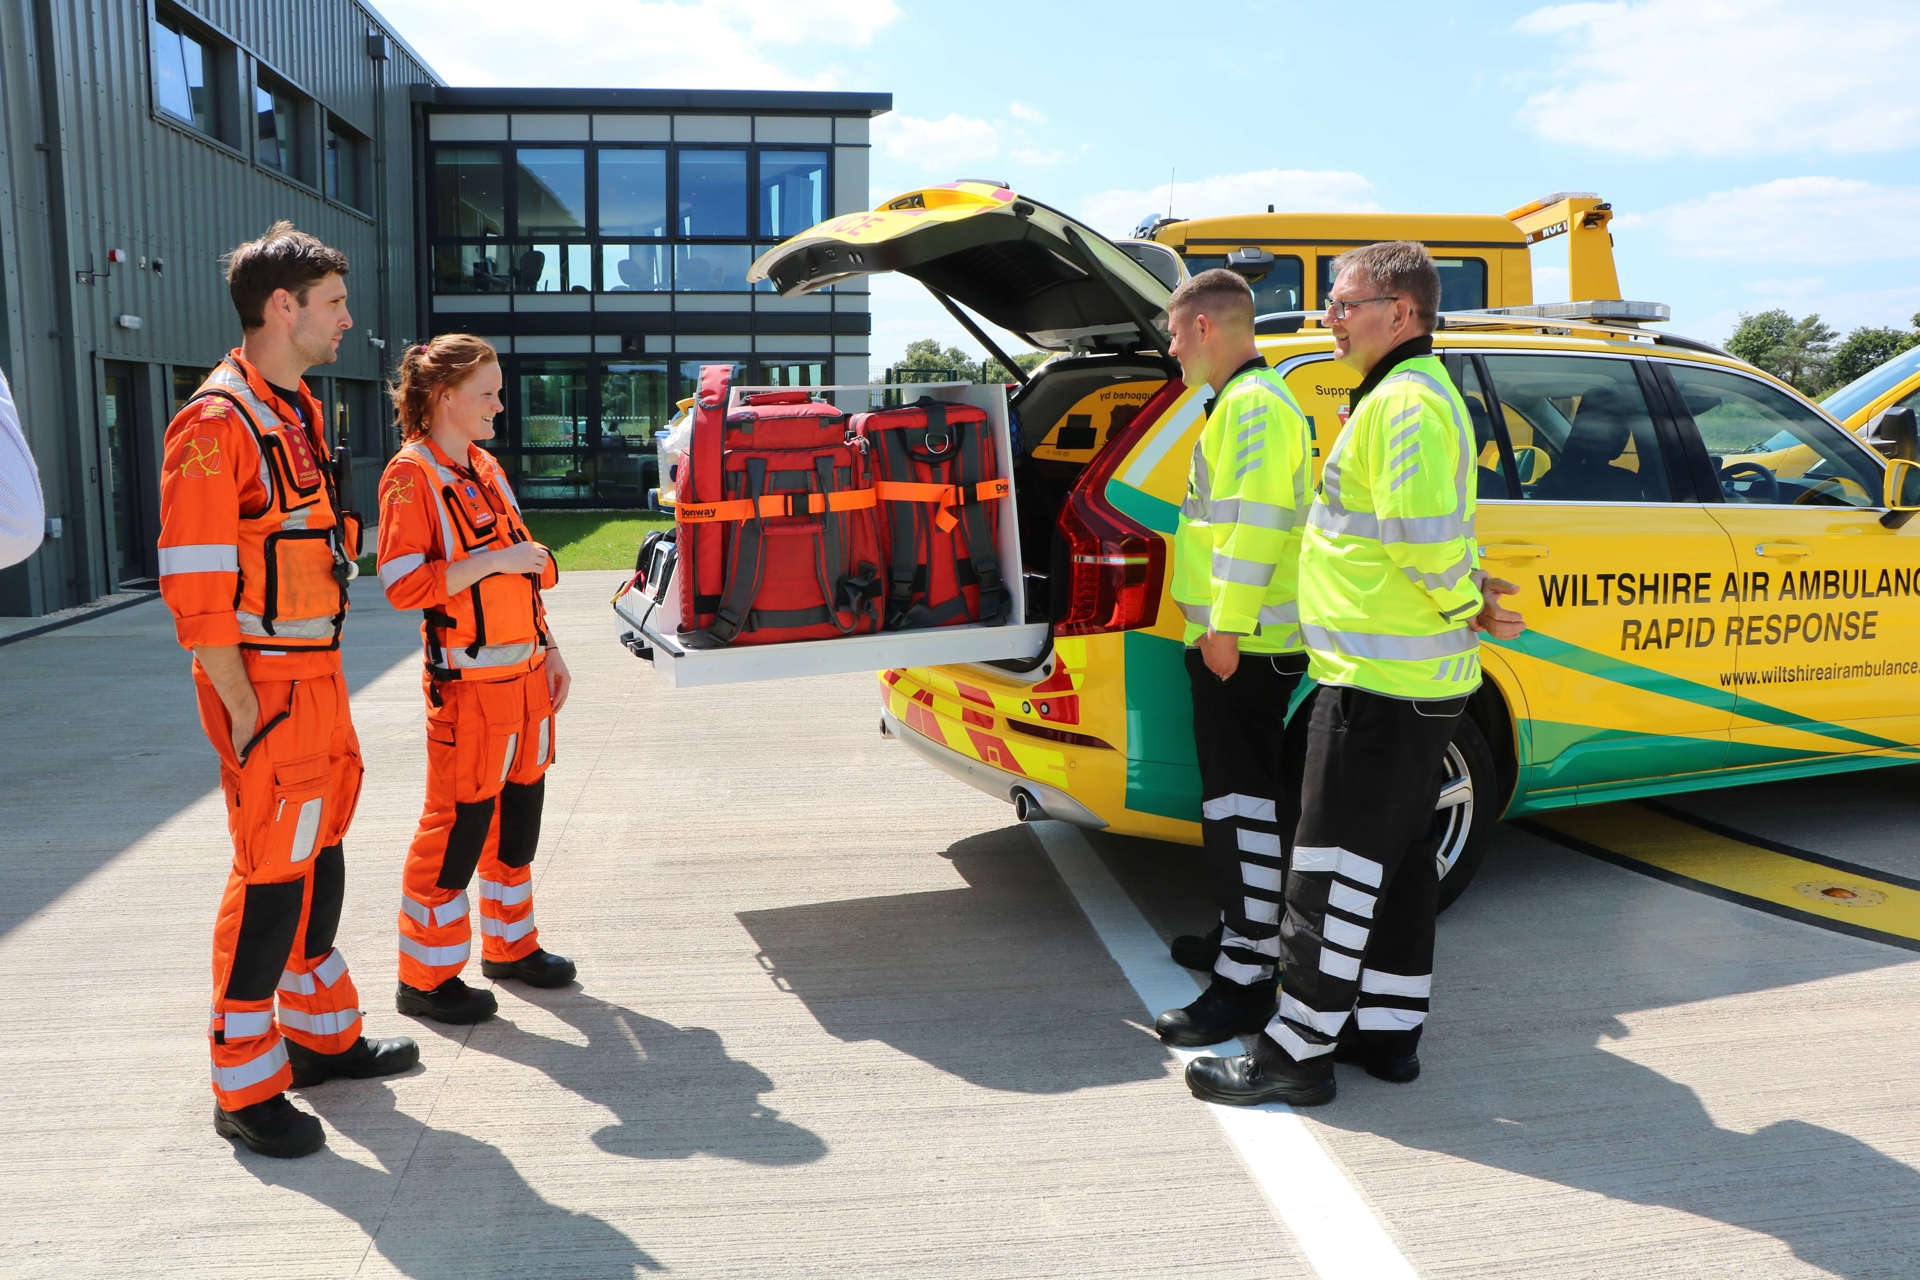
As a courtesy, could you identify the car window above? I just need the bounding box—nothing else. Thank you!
[1819,342,1920,425]
[1181,254,1304,316]
[1667,364,1884,508]
[1315,255,1487,312]
[1479,354,1672,503]
[1453,358,1515,498]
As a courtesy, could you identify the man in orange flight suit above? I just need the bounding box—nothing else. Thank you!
[158,221,417,1159]
[376,334,574,1025]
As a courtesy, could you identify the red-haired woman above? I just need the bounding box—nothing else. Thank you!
[375,335,575,1024]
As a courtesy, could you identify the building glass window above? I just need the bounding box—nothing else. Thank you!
[255,75,307,182]
[674,244,752,291]
[679,359,743,401]
[677,149,748,237]
[602,244,670,292]
[326,118,366,209]
[434,244,511,293]
[516,148,588,237]
[172,367,205,415]
[518,360,590,449]
[758,360,825,387]
[151,15,215,136]
[759,150,828,239]
[510,244,594,293]
[599,149,668,237]
[435,149,506,238]
[602,362,671,438]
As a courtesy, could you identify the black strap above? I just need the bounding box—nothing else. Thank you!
[707,457,770,645]
[879,411,929,628]
[954,413,1008,624]
[811,455,860,635]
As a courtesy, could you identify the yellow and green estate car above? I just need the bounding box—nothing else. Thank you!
[754,183,1920,906]
[1823,342,1920,433]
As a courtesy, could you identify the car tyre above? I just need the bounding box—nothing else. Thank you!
[1426,712,1499,913]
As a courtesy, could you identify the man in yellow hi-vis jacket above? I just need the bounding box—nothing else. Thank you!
[1187,242,1524,1107]
[1155,269,1315,1048]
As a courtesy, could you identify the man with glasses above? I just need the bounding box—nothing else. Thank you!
[1154,268,1315,1048]
[1186,241,1524,1107]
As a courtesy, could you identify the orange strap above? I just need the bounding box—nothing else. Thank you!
[872,478,1010,532]
[676,487,879,525]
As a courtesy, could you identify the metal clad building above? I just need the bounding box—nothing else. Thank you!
[0,3,890,617]
[1,0,437,617]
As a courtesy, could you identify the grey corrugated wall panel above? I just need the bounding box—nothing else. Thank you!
[0,0,437,614]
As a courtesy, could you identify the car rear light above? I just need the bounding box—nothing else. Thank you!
[1053,376,1184,637]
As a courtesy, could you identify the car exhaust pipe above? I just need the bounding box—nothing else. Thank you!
[1012,788,1045,822]
[879,717,891,739]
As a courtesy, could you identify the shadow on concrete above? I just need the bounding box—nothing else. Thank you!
[0,582,422,939]
[1300,821,1920,1280]
[470,991,828,1167]
[250,1084,662,1278]
[735,828,1164,1093]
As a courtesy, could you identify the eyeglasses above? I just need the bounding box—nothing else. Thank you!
[1323,295,1398,321]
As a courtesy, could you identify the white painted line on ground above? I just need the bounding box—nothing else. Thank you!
[1030,819,1420,1280]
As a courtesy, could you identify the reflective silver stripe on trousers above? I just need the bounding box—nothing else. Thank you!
[480,913,537,943]
[1221,926,1280,958]
[1329,881,1376,919]
[1300,624,1478,661]
[399,935,471,967]
[1319,946,1362,980]
[1357,1006,1427,1030]
[1360,969,1432,998]
[1212,550,1276,587]
[220,1008,275,1040]
[445,641,540,671]
[1236,830,1282,858]
[286,797,323,864]
[401,890,470,928]
[278,1006,362,1038]
[1307,504,1470,545]
[498,733,518,785]
[536,717,551,767]
[159,544,238,576]
[278,949,350,996]
[479,877,533,907]
[1280,991,1350,1037]
[379,552,427,588]
[1202,793,1276,822]
[1291,843,1386,888]
[212,1039,288,1093]
[1270,1019,1336,1061]
[1325,915,1370,950]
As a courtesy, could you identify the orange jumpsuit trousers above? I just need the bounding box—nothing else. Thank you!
[396,661,556,991]
[196,667,366,1111]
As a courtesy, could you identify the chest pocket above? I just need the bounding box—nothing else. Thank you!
[444,477,509,553]
[261,424,326,511]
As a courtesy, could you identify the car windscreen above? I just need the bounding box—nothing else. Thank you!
[1821,343,1920,424]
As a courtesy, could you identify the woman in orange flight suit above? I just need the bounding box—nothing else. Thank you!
[376,334,576,1024]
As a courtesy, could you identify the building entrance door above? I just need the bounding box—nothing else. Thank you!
[101,362,157,587]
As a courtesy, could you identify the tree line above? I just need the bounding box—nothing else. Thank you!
[1727,310,1920,399]
[883,338,1050,385]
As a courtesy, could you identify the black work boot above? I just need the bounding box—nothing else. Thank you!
[214,1094,326,1158]
[1154,978,1277,1047]
[1186,1035,1336,1108]
[1333,1034,1421,1083]
[480,948,577,988]
[1169,923,1223,972]
[286,1034,421,1087]
[397,976,498,1024]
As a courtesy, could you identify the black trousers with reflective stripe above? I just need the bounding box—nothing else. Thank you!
[1186,647,1308,988]
[1274,684,1464,1061]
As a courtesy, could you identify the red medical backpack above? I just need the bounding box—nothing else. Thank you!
[852,397,1010,630]
[675,366,883,646]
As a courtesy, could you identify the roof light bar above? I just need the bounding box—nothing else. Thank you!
[1454,300,1671,324]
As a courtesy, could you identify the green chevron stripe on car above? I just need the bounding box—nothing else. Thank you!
[1121,628,1199,820]
[1493,631,1902,751]
[1107,479,1180,534]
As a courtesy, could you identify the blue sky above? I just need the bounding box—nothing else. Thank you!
[375,0,1920,367]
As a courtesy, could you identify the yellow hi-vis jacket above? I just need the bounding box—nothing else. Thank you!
[1170,360,1313,654]
[1299,352,1484,698]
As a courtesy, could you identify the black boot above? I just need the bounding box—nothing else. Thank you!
[1169,922,1223,972]
[286,1034,421,1087]
[1154,978,1276,1047]
[397,976,498,1024]
[1186,1036,1335,1107]
[1333,1034,1420,1083]
[481,948,577,988]
[214,1094,326,1158]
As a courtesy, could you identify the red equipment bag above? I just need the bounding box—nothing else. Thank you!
[852,396,1011,630]
[675,365,882,646]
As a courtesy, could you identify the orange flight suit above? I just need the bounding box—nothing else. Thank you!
[376,437,558,991]
[157,351,367,1112]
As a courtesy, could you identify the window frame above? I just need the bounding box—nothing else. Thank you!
[324,114,370,212]
[252,64,315,187]
[148,3,238,148]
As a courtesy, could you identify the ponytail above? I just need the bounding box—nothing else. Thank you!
[389,334,498,442]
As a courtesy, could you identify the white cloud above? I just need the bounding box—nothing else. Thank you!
[1514,0,1920,155]
[1078,169,1379,239]
[1008,102,1047,124]
[872,113,1000,172]
[1531,265,1571,304]
[1010,147,1065,169]
[1619,178,1920,265]
[368,0,897,89]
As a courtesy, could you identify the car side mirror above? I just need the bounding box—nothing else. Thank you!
[1880,457,1920,529]
[1512,444,1550,485]
[1862,405,1917,462]
[1225,246,1275,282]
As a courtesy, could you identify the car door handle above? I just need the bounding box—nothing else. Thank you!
[1755,542,1810,559]
[1482,543,1549,561]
